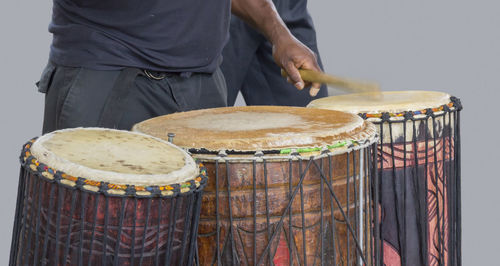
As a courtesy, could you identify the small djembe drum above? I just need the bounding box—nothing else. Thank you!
[9,128,207,265]
[308,91,462,266]
[134,106,379,265]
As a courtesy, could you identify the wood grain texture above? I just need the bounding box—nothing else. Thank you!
[197,153,369,265]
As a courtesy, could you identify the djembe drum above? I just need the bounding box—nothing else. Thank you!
[308,91,462,266]
[133,106,379,265]
[9,128,207,265]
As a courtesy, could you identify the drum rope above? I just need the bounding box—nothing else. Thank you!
[256,158,314,265]
[179,192,194,264]
[358,97,462,266]
[164,196,178,264]
[346,152,350,265]
[78,192,88,266]
[312,158,370,266]
[225,160,239,263]
[402,117,408,266]
[13,139,208,265]
[388,117,405,265]
[8,168,24,265]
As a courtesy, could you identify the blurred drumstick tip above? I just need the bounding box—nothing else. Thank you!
[281,69,382,99]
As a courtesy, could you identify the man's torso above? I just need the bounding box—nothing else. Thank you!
[49,0,231,73]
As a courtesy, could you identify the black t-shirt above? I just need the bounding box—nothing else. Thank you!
[49,0,230,73]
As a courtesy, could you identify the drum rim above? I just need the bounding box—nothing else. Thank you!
[310,94,462,123]
[360,96,462,122]
[188,130,378,161]
[308,91,460,115]
[133,106,379,155]
[30,127,199,186]
[21,134,208,198]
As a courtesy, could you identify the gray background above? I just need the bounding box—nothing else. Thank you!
[0,0,498,264]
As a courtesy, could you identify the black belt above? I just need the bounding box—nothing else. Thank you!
[143,69,167,80]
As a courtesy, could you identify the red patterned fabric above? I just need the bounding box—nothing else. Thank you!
[378,135,454,266]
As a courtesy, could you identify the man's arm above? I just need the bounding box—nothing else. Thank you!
[231,0,321,96]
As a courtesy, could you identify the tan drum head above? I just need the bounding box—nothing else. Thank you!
[133,106,376,153]
[307,91,451,114]
[30,128,198,186]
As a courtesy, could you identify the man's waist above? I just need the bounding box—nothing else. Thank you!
[49,48,221,75]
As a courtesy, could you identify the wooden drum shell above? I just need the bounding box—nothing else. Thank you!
[196,151,374,266]
[10,136,206,266]
[308,92,462,266]
[12,168,202,266]
[130,105,380,265]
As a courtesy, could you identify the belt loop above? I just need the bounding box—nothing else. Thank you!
[98,68,142,128]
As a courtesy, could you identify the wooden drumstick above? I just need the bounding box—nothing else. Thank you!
[281,69,381,94]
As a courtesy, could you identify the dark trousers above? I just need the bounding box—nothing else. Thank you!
[221,0,328,107]
[38,62,227,134]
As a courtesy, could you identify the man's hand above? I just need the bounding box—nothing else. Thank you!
[272,36,322,97]
[231,0,322,97]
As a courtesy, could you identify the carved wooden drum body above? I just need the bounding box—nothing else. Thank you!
[134,106,379,265]
[309,91,462,266]
[9,128,207,265]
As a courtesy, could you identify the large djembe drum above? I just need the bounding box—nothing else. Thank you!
[10,128,207,265]
[308,91,462,266]
[134,106,379,265]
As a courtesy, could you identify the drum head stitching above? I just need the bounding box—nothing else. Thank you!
[21,139,208,198]
[190,133,380,162]
[360,100,459,122]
